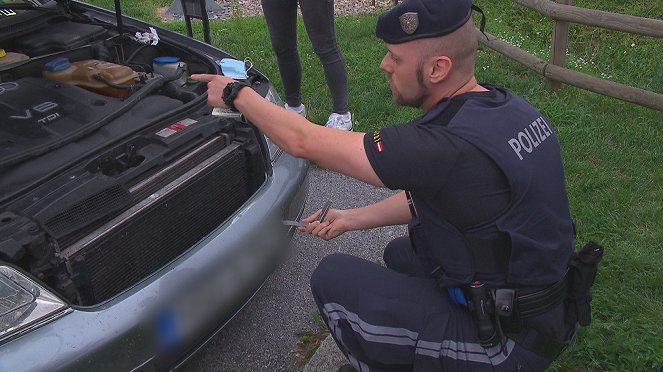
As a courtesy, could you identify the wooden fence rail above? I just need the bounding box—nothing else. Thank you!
[477,0,663,112]
[477,30,663,112]
[514,0,663,38]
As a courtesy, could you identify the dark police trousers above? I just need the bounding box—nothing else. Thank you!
[310,237,569,371]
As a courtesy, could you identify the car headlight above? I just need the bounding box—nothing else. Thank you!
[264,85,284,162]
[264,84,283,107]
[0,266,71,343]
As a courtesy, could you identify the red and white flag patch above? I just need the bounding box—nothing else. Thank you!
[372,131,384,153]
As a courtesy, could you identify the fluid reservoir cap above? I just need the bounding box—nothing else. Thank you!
[44,57,72,72]
[153,56,180,65]
[0,49,6,58]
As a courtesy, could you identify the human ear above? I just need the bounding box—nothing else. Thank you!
[429,56,452,83]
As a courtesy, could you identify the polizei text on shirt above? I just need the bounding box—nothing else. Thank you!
[508,116,553,160]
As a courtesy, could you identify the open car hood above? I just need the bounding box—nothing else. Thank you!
[1,1,124,21]
[1,0,123,20]
[1,0,55,9]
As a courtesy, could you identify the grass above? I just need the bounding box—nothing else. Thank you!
[83,1,663,369]
[293,313,330,366]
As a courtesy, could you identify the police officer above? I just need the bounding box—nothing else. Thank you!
[192,0,589,370]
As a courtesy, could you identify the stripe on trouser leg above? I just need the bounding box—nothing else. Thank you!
[416,339,515,365]
[322,302,514,367]
[324,303,419,345]
[323,303,371,372]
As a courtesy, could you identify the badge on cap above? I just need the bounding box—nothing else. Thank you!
[399,12,419,35]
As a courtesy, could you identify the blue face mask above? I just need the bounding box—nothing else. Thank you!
[218,58,252,79]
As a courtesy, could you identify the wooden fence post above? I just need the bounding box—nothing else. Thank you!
[547,0,572,91]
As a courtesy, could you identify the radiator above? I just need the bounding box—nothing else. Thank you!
[64,143,251,303]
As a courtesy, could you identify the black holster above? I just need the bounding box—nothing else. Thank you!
[565,241,604,326]
[465,281,502,348]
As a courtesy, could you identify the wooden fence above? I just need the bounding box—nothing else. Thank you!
[478,0,663,111]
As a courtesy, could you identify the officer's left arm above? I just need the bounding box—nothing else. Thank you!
[299,191,411,240]
[191,74,385,187]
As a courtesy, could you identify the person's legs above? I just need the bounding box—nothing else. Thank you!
[382,236,434,278]
[310,253,554,371]
[298,0,349,115]
[260,0,302,107]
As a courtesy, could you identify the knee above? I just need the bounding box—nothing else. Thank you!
[311,253,352,292]
[269,37,298,58]
[312,45,342,64]
[273,45,298,59]
[383,237,409,268]
[382,240,397,267]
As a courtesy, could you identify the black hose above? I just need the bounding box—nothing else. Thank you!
[91,42,112,62]
[162,81,198,103]
[125,44,151,64]
[92,74,134,90]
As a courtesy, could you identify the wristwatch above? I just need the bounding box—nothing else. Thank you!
[222,81,251,111]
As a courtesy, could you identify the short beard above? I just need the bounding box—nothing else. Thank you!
[392,59,429,108]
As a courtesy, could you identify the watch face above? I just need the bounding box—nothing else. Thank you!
[223,82,246,110]
[222,82,235,105]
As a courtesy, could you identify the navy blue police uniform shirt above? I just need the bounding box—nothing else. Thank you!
[363,85,574,287]
[364,90,510,231]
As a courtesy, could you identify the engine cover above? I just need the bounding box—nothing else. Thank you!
[0,77,122,159]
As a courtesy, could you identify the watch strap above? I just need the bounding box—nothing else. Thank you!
[222,81,251,111]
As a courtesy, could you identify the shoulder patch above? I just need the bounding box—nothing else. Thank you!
[372,130,384,152]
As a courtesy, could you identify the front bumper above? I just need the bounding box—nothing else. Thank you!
[0,153,309,371]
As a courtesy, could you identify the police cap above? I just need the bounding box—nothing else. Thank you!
[376,0,475,44]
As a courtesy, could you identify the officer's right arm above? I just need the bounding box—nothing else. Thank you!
[190,74,384,187]
[238,85,381,186]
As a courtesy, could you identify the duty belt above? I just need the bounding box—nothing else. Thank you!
[496,274,572,357]
[431,267,570,319]
[511,272,569,319]
[457,272,571,353]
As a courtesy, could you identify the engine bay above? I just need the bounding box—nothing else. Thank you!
[0,16,221,169]
[0,8,270,305]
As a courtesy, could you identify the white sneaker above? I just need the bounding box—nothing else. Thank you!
[325,112,352,131]
[285,103,307,117]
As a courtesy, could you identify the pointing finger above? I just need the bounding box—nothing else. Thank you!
[190,74,215,82]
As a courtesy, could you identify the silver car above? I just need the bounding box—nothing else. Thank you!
[0,0,309,370]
